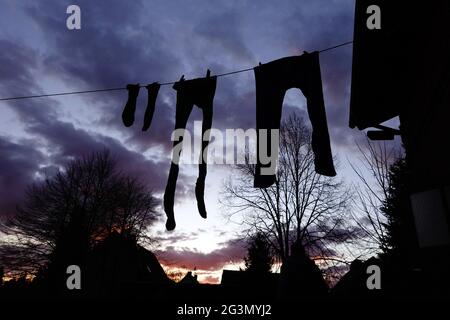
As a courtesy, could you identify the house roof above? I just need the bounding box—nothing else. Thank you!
[220,270,280,286]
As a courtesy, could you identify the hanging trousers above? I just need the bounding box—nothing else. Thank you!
[164,75,217,231]
[254,51,336,188]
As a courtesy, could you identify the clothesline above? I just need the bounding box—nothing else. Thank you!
[0,40,353,102]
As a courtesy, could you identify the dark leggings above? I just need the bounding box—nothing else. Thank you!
[164,76,217,230]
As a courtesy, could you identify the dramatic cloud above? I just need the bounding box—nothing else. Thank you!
[199,275,220,285]
[0,1,382,264]
[0,137,45,216]
[0,40,39,91]
[157,238,246,271]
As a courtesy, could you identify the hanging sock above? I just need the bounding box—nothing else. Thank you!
[253,51,336,188]
[142,82,161,131]
[164,71,216,231]
[122,84,140,127]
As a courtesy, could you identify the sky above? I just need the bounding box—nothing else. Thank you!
[0,0,400,284]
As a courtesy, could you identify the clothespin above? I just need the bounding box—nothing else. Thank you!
[146,81,158,89]
[173,75,185,89]
[126,83,140,90]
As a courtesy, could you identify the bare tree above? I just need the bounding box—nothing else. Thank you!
[348,138,401,256]
[222,115,355,267]
[0,150,159,277]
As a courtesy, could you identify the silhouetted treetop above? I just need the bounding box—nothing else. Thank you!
[0,150,159,277]
[244,232,274,274]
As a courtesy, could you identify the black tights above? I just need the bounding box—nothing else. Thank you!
[164,75,217,230]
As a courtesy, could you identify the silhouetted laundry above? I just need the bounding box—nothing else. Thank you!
[164,71,217,231]
[122,84,140,127]
[142,82,161,131]
[253,51,336,188]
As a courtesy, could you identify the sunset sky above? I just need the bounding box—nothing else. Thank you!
[0,0,400,284]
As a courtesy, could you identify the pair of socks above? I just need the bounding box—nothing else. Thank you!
[122,82,160,131]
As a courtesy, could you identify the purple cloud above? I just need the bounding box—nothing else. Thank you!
[157,238,246,271]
